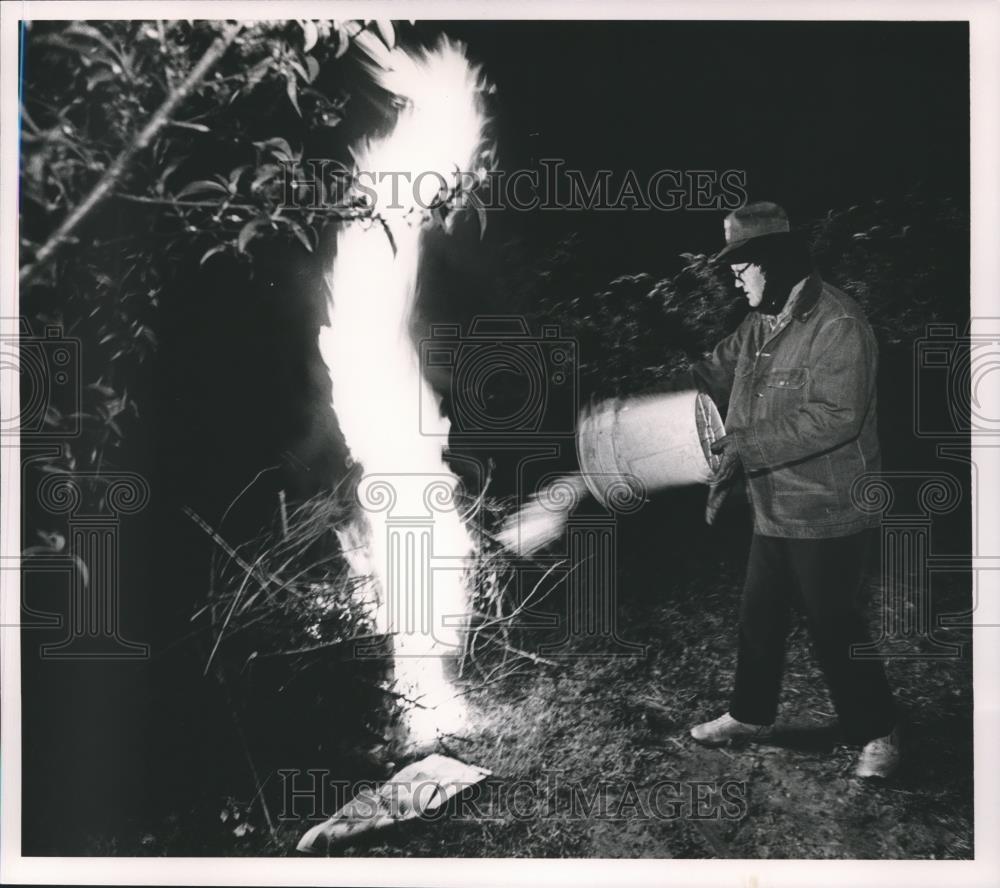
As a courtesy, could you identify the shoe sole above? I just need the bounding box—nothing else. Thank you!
[856,763,900,780]
[690,731,772,749]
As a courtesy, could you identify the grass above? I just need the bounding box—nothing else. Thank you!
[103,520,972,859]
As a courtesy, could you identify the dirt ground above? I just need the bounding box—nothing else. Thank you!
[271,556,974,859]
[93,533,973,859]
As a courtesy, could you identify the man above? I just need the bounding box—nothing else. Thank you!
[688,201,900,779]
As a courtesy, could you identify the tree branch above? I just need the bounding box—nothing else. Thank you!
[114,192,366,219]
[20,21,244,285]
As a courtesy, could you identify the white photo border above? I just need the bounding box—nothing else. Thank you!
[2,1,997,885]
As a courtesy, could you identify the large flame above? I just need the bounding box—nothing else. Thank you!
[319,39,489,747]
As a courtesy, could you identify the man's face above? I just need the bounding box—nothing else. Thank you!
[731,262,766,308]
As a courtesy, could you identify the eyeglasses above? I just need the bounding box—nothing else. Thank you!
[731,264,750,284]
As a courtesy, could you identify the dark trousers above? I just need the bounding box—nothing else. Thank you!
[728,530,896,745]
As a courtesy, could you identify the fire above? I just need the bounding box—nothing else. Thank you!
[319,38,490,748]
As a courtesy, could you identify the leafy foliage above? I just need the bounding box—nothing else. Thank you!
[520,193,967,404]
[199,486,373,669]
[807,194,969,342]
[19,18,395,511]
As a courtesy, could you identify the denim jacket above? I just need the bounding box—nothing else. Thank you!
[693,273,881,538]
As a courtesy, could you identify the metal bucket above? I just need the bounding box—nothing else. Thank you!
[577,389,725,506]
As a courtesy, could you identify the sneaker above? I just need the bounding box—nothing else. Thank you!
[855,727,901,779]
[690,712,773,747]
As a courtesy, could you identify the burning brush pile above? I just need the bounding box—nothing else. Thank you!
[192,476,547,748]
[191,481,377,672]
[190,39,574,793]
[192,33,738,751]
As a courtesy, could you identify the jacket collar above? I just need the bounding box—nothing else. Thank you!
[791,272,823,321]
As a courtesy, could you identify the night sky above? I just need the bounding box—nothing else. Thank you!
[432,20,968,272]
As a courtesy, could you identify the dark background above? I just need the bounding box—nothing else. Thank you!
[162,18,970,518]
[445,20,968,270]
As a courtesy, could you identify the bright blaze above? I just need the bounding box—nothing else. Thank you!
[319,39,488,747]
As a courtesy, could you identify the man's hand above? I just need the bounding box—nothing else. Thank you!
[710,433,742,483]
[705,435,743,525]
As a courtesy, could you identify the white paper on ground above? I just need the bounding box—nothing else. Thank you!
[296,754,492,853]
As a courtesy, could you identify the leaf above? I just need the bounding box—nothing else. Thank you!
[138,326,157,346]
[300,20,319,52]
[287,221,314,253]
[354,29,392,69]
[243,57,273,92]
[285,74,301,116]
[238,218,270,253]
[171,120,210,133]
[253,137,294,163]
[305,55,320,83]
[86,69,115,91]
[250,164,280,193]
[476,200,488,240]
[64,23,122,60]
[374,19,395,50]
[175,179,229,199]
[156,157,189,194]
[228,165,250,191]
[334,24,351,58]
[33,529,66,555]
[34,34,85,56]
[63,23,128,74]
[198,244,226,265]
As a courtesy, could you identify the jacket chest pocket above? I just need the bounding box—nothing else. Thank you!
[763,368,809,391]
[751,367,809,416]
